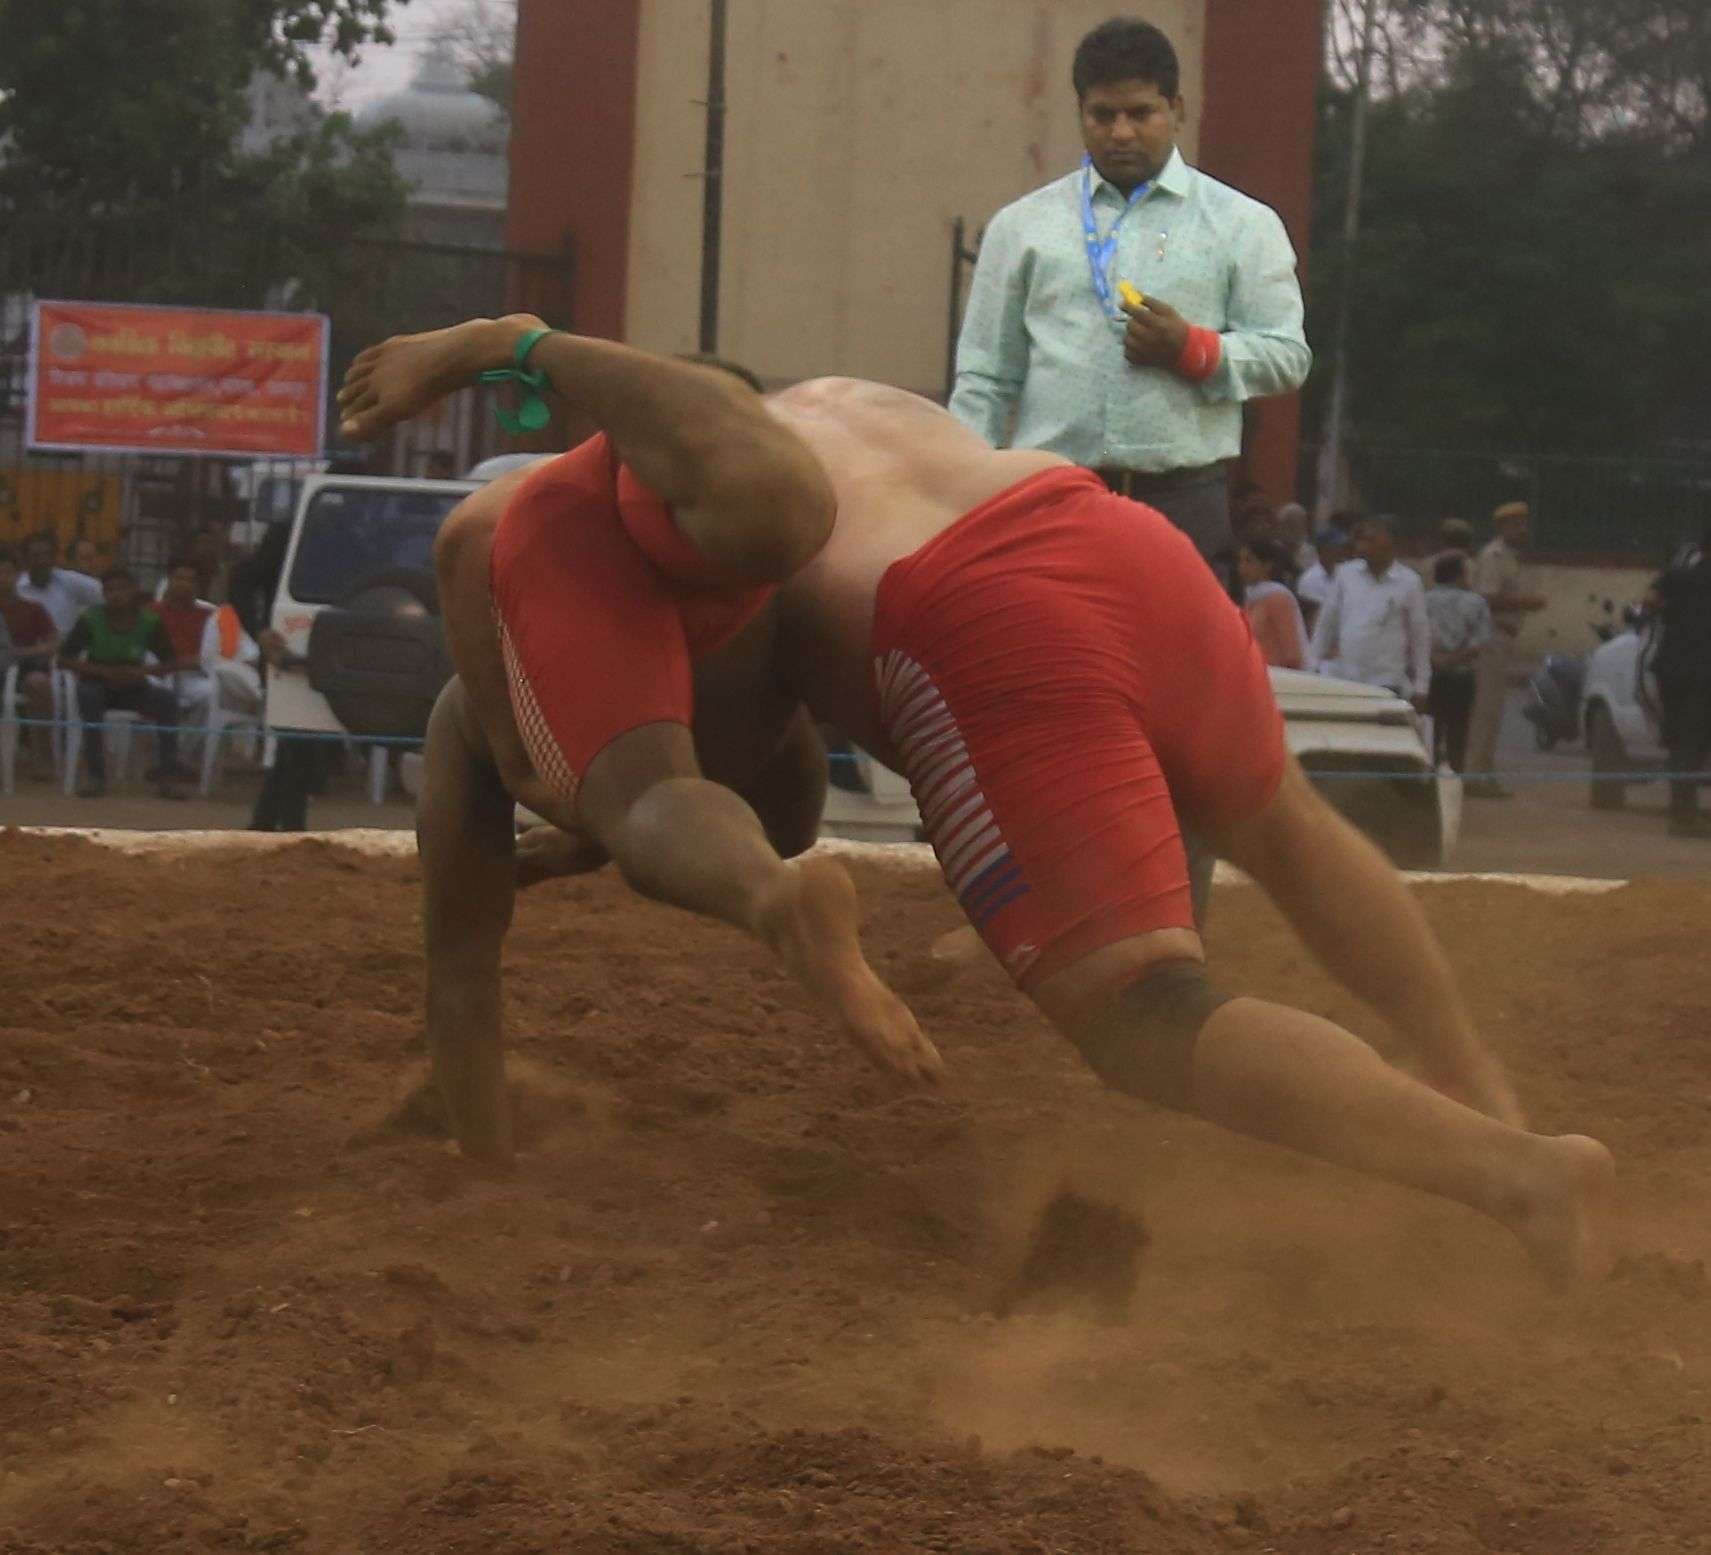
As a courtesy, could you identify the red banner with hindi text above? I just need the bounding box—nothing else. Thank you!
[27,301,329,458]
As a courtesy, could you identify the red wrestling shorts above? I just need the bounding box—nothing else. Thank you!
[870,467,1285,988]
[488,434,773,812]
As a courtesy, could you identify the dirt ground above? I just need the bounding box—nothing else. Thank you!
[2,832,1709,1555]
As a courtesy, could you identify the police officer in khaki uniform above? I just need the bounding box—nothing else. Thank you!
[1464,501,1546,798]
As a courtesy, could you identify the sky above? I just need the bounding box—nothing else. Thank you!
[311,0,473,112]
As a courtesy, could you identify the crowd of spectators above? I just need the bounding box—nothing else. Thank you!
[0,528,262,800]
[1224,498,1545,785]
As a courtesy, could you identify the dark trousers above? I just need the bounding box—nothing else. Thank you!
[1661,674,1711,820]
[75,678,177,780]
[1098,467,1234,593]
[250,739,328,831]
[1428,668,1477,773]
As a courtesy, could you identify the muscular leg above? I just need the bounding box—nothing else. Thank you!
[577,720,943,1084]
[514,703,825,889]
[1029,926,1614,1284]
[1212,759,1519,1120]
[419,680,517,1165]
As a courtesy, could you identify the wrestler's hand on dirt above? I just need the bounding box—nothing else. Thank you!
[337,313,547,441]
[1121,294,1191,369]
[514,823,611,890]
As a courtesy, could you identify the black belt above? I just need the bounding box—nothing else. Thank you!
[1094,463,1227,499]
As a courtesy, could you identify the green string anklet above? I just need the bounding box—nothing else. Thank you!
[478,326,554,434]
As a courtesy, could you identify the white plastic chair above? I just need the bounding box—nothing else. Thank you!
[4,667,78,793]
[62,693,147,795]
[199,690,265,797]
[367,744,390,805]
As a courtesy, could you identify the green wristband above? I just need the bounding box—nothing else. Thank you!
[478,326,555,434]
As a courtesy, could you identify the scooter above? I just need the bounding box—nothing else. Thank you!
[1522,600,1618,752]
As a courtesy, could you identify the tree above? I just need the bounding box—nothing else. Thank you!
[439,0,517,117]
[0,0,406,205]
[1306,0,1711,462]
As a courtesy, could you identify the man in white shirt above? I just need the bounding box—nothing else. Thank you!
[16,532,101,635]
[1310,516,1431,704]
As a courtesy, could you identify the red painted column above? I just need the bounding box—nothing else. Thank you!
[506,0,643,341]
[1199,0,1324,507]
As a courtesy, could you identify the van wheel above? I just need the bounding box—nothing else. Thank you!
[1587,705,1627,811]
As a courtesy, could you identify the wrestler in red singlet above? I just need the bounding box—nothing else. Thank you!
[488,434,774,811]
[868,467,1286,987]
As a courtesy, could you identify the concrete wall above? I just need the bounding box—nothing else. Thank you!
[1403,559,1653,661]
[1523,564,1653,661]
[625,0,1202,392]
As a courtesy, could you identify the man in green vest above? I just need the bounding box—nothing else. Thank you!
[59,567,195,799]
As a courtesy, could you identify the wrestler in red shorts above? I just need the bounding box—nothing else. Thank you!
[869,466,1284,989]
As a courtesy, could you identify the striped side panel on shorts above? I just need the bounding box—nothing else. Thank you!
[875,649,1029,926]
[496,612,579,807]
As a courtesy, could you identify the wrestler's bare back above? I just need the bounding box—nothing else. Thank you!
[764,378,1066,755]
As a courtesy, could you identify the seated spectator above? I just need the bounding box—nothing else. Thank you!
[1295,526,1350,635]
[17,531,102,636]
[153,558,263,723]
[1310,515,1432,704]
[1424,553,1492,772]
[1236,536,1310,669]
[0,546,62,777]
[59,567,194,800]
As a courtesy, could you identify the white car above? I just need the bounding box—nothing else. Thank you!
[1581,613,1666,810]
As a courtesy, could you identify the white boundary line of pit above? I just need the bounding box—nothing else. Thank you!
[9,827,1631,896]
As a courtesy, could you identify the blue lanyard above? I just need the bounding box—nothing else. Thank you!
[1078,154,1152,320]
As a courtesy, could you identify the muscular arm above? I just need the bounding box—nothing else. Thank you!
[338,316,835,586]
[418,679,519,1167]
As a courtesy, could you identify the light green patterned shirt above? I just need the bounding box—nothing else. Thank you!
[949,148,1311,471]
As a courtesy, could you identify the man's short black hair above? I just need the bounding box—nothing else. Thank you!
[166,554,199,576]
[1434,554,1467,585]
[1073,17,1180,99]
[0,546,17,570]
[101,565,136,586]
[24,531,55,554]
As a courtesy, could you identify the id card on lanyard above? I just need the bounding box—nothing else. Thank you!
[1079,153,1152,321]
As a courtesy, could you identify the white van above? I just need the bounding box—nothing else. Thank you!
[265,475,475,747]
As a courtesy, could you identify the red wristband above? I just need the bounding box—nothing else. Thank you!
[1175,325,1223,382]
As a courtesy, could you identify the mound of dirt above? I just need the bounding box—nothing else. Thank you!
[1,830,1709,1553]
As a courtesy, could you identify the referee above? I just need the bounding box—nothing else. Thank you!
[950,16,1311,572]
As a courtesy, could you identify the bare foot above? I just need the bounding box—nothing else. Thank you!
[758,857,946,1086]
[338,315,541,440]
[1508,1133,1618,1286]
